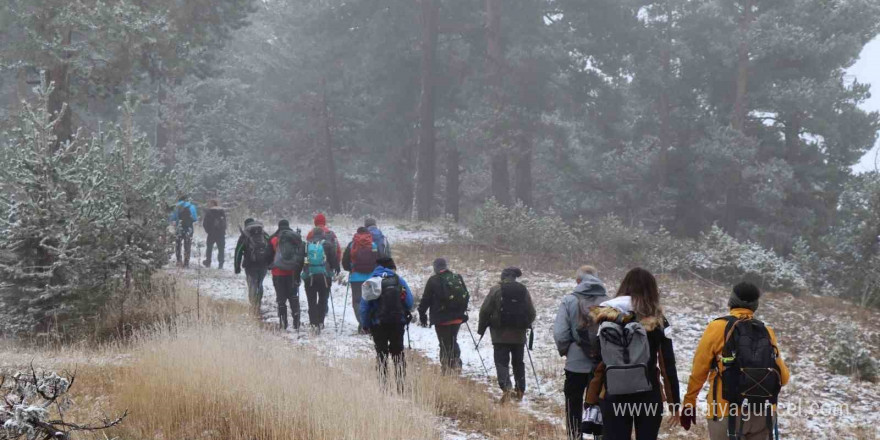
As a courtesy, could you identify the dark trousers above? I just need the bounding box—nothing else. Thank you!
[245,267,267,316]
[175,226,193,266]
[564,370,593,440]
[304,275,331,328]
[493,343,526,392]
[435,324,462,374]
[600,389,663,440]
[371,323,406,392]
[204,234,225,267]
[350,282,364,327]
[273,275,301,330]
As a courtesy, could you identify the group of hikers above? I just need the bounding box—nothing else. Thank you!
[169,199,790,440]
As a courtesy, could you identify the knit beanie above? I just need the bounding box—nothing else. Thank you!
[377,257,396,270]
[729,282,761,311]
[501,267,523,281]
[365,217,378,227]
[244,218,255,226]
[278,219,290,230]
[314,213,327,227]
[433,258,448,274]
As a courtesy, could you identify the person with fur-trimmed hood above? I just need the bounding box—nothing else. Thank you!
[477,267,536,402]
[585,268,680,440]
[553,265,609,439]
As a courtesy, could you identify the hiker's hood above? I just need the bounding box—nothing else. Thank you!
[371,265,396,277]
[573,275,607,297]
[590,298,664,332]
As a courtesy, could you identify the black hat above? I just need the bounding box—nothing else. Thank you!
[501,267,523,281]
[244,218,255,226]
[730,282,761,311]
[377,257,396,270]
[365,217,378,227]
[433,258,448,274]
[278,219,290,230]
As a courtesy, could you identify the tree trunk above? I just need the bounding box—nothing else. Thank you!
[320,77,341,213]
[485,0,510,205]
[514,132,533,207]
[47,30,72,146]
[155,81,174,170]
[445,146,461,222]
[412,0,439,221]
[731,0,754,132]
[658,8,673,184]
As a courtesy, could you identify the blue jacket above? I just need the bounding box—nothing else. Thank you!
[359,266,413,328]
[169,201,198,226]
[367,226,390,257]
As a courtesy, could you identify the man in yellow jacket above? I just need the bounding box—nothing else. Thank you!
[681,282,790,440]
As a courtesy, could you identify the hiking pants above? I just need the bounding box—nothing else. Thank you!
[304,275,331,328]
[350,281,364,327]
[708,416,773,440]
[600,388,663,440]
[371,323,406,392]
[564,370,593,440]
[493,343,526,393]
[435,324,462,374]
[204,233,225,267]
[175,226,193,266]
[273,275,301,330]
[245,267,267,316]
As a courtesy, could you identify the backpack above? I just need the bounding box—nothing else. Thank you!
[351,234,377,273]
[373,274,406,325]
[176,203,194,228]
[574,295,606,363]
[497,282,531,328]
[209,209,226,235]
[306,240,328,277]
[435,271,469,316]
[598,315,653,396]
[272,229,305,271]
[369,227,390,259]
[715,317,782,413]
[243,224,270,265]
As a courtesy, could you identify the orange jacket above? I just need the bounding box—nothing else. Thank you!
[683,308,790,418]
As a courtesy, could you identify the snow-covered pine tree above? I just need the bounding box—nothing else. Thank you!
[102,94,170,292]
[0,80,113,334]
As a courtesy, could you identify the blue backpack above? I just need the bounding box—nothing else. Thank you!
[368,227,390,258]
[306,240,328,276]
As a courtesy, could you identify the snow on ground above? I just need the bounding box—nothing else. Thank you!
[176,221,880,440]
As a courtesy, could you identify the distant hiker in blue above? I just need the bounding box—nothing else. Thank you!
[169,195,198,267]
[359,257,413,392]
[364,217,391,258]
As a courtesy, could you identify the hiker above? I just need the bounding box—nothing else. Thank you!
[169,195,198,267]
[359,257,414,392]
[418,258,470,374]
[680,282,790,440]
[588,268,680,440]
[302,226,340,332]
[234,218,271,316]
[342,226,378,334]
[477,267,536,402]
[552,265,609,440]
[364,217,391,258]
[307,213,342,273]
[202,199,227,269]
[269,220,306,331]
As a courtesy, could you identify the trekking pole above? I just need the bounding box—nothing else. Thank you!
[406,323,412,350]
[326,276,337,332]
[465,321,491,380]
[340,281,350,333]
[526,328,542,394]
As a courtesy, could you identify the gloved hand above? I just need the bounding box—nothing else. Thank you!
[419,314,429,328]
[680,409,696,431]
[461,314,469,323]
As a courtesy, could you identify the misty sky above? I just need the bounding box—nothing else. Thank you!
[850,37,880,173]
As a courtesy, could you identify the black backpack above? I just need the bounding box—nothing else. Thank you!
[273,229,306,272]
[209,209,226,235]
[497,282,530,328]
[574,295,607,363]
[243,225,270,265]
[435,272,469,316]
[374,274,406,325]
[176,203,194,228]
[714,316,782,418]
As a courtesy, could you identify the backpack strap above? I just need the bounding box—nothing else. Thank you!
[710,316,739,422]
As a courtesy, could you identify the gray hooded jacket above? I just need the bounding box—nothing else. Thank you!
[552,275,609,373]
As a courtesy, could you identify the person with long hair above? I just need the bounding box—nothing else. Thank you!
[591,267,680,440]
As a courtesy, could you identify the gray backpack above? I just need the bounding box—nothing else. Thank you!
[599,319,653,395]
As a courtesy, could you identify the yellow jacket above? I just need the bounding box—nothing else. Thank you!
[683,308,790,418]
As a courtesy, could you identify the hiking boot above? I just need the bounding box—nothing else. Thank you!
[499,389,514,404]
[512,390,524,401]
[218,262,224,270]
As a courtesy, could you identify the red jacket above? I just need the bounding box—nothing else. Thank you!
[307,226,342,262]
[270,235,294,277]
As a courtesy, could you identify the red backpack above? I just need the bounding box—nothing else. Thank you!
[351,232,376,274]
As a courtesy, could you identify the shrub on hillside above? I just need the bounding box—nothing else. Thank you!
[469,199,576,254]
[827,324,878,382]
